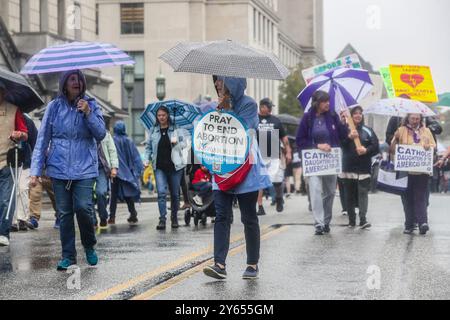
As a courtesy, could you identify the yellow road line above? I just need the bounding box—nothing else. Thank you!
[88,225,271,300]
[132,226,289,301]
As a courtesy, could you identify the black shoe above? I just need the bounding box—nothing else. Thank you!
[360,221,371,229]
[257,206,266,216]
[99,219,108,230]
[403,229,413,234]
[127,215,138,224]
[242,266,259,279]
[203,264,227,280]
[276,198,284,213]
[270,201,276,206]
[419,223,429,235]
[348,223,356,228]
[315,226,324,235]
[18,220,28,231]
[323,224,330,233]
[156,220,166,230]
[10,223,19,232]
[171,218,179,229]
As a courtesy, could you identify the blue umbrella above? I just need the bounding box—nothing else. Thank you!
[298,68,373,113]
[140,100,202,132]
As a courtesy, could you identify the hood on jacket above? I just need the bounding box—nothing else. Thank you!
[218,76,247,106]
[58,69,87,99]
[114,121,127,136]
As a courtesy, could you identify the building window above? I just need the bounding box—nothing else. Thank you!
[121,3,144,35]
[95,3,99,35]
[57,0,65,36]
[40,0,48,32]
[20,0,30,32]
[74,2,82,40]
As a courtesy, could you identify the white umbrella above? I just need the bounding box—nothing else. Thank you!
[365,98,436,117]
[160,40,289,80]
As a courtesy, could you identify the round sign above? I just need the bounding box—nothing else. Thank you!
[193,110,250,175]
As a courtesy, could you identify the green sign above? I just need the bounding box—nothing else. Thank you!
[379,66,395,98]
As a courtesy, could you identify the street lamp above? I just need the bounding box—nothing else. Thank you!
[156,71,166,101]
[123,64,135,137]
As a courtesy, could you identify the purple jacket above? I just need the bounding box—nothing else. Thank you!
[296,111,348,152]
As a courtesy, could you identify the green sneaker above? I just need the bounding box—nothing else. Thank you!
[57,259,76,271]
[85,248,98,266]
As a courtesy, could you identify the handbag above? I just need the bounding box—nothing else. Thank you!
[214,155,253,192]
[376,159,408,195]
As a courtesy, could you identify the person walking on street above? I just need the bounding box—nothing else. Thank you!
[144,106,190,230]
[390,113,436,235]
[109,121,143,225]
[30,70,106,270]
[94,130,118,229]
[340,106,379,229]
[296,90,348,235]
[0,81,29,246]
[256,98,292,215]
[203,76,271,280]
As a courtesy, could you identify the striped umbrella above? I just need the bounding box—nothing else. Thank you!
[298,68,373,113]
[20,42,135,74]
[140,100,202,133]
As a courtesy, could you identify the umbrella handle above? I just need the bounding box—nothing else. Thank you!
[346,115,362,148]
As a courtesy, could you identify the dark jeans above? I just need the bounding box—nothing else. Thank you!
[109,178,138,219]
[155,169,183,221]
[213,191,260,266]
[52,178,97,262]
[402,174,429,229]
[337,177,347,212]
[94,169,109,224]
[342,178,370,225]
[0,167,14,238]
[193,182,212,199]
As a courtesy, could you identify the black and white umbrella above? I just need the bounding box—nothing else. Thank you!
[0,68,44,113]
[160,40,290,80]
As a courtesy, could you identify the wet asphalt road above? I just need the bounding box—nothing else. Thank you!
[1,191,450,300]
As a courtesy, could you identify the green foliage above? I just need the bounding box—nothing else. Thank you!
[278,64,306,117]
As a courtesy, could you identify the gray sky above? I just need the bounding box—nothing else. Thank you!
[323,0,450,95]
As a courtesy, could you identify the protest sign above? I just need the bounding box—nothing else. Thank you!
[379,66,395,98]
[389,65,438,103]
[193,110,250,175]
[301,54,362,84]
[394,144,433,175]
[301,148,342,177]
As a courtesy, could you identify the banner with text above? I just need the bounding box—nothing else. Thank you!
[302,148,342,177]
[301,54,362,84]
[389,65,438,103]
[394,144,433,175]
[193,110,250,175]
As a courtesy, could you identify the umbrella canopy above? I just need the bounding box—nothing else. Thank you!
[20,42,135,75]
[277,113,300,126]
[160,40,290,80]
[0,68,44,113]
[140,100,202,132]
[364,98,436,117]
[297,68,373,113]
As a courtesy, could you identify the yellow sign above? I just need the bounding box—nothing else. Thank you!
[389,65,438,103]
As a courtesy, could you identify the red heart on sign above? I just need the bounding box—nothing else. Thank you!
[400,73,424,88]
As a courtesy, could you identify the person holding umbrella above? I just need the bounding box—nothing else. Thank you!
[296,90,349,235]
[144,105,190,230]
[0,81,29,246]
[30,70,106,270]
[202,76,271,280]
[390,113,436,235]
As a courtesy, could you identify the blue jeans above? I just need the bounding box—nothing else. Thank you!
[94,169,109,224]
[52,178,97,262]
[213,191,260,266]
[0,167,15,238]
[155,169,183,221]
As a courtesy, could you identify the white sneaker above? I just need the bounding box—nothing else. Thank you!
[193,195,203,206]
[0,236,10,246]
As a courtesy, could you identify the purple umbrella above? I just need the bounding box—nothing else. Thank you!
[297,68,373,113]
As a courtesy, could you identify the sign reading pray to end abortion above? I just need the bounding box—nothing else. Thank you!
[394,145,433,175]
[302,148,342,177]
[193,110,250,175]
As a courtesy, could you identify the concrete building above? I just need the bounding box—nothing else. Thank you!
[0,0,126,127]
[96,0,324,142]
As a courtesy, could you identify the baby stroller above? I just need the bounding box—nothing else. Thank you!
[183,163,216,227]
